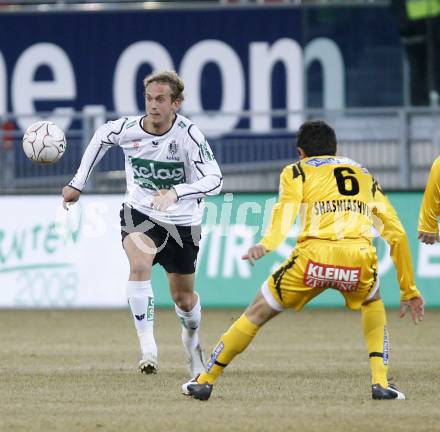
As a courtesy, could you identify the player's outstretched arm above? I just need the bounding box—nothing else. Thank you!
[399,295,425,324]
[242,244,268,266]
[418,156,440,242]
[373,187,421,302]
[257,165,303,253]
[64,118,125,209]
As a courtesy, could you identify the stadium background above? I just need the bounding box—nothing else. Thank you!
[1,0,439,308]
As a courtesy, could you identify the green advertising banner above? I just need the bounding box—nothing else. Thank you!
[151,192,438,309]
[0,193,436,309]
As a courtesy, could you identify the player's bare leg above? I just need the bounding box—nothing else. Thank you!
[182,291,280,400]
[362,291,405,400]
[123,233,158,374]
[168,273,205,377]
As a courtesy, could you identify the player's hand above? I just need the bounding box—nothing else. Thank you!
[150,188,178,211]
[242,244,267,266]
[399,296,425,324]
[62,185,81,210]
[418,231,439,244]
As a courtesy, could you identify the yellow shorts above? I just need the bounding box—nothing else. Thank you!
[262,239,379,311]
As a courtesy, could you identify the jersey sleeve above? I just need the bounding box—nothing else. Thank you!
[69,117,127,191]
[372,184,421,301]
[259,164,304,252]
[173,124,223,200]
[418,156,440,234]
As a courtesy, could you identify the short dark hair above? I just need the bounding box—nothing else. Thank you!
[297,120,337,157]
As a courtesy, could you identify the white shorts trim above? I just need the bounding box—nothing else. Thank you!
[261,280,284,312]
[365,276,380,301]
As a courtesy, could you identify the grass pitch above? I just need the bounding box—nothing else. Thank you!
[0,308,439,432]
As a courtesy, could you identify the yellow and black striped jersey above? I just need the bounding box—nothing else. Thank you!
[260,155,420,301]
[418,156,440,234]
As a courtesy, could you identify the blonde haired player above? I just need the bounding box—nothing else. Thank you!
[62,71,222,376]
[418,156,440,244]
[182,120,424,401]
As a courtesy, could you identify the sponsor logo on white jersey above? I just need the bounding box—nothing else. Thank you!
[304,260,361,291]
[129,156,186,189]
[166,139,180,161]
[200,139,214,161]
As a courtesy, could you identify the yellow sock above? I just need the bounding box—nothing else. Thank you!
[361,299,389,388]
[197,314,259,385]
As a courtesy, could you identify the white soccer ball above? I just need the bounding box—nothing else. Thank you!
[22,120,67,164]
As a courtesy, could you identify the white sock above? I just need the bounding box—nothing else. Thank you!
[127,280,157,358]
[175,292,201,352]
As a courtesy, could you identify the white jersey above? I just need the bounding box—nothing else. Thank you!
[69,114,223,225]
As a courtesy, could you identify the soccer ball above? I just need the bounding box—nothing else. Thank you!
[22,120,66,164]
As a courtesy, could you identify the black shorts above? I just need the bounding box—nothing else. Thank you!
[120,204,201,274]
